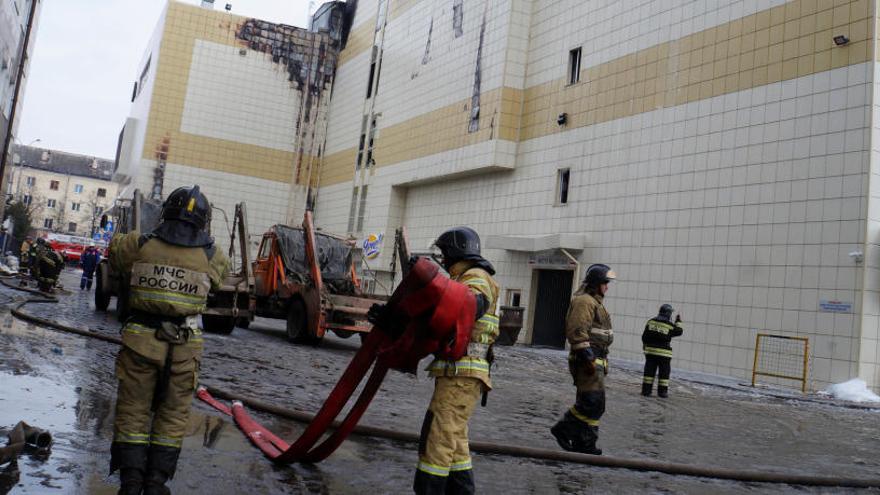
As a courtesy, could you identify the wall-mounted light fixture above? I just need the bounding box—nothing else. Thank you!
[833,35,850,46]
[557,113,568,126]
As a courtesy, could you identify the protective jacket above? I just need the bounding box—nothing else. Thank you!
[81,249,101,275]
[641,316,683,358]
[426,260,500,389]
[565,289,613,352]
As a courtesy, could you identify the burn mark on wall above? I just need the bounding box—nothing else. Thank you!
[468,11,487,133]
[452,0,464,38]
[152,134,171,200]
[422,17,433,65]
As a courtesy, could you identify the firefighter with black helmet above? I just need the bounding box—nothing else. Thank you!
[641,304,683,397]
[32,237,64,292]
[109,186,229,495]
[412,226,499,495]
[551,263,616,455]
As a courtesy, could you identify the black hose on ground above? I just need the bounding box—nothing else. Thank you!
[4,284,880,488]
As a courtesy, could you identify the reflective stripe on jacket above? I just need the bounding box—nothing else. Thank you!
[427,261,500,388]
[641,318,683,357]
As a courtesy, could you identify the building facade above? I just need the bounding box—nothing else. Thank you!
[9,144,117,237]
[114,0,348,251]
[312,0,880,392]
[121,0,880,392]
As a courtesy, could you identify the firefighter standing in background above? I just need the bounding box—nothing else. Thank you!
[641,304,684,398]
[32,238,64,292]
[413,227,499,495]
[19,235,32,272]
[80,243,101,290]
[109,186,228,495]
[551,264,616,456]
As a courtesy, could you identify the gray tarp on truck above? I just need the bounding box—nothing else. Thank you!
[274,225,354,285]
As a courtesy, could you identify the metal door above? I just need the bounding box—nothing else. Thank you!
[531,270,574,348]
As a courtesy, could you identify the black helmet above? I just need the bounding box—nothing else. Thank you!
[434,227,481,265]
[433,226,495,274]
[583,263,616,288]
[35,237,46,246]
[658,304,673,320]
[161,186,210,230]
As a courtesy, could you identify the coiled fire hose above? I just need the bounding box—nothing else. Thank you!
[4,276,880,488]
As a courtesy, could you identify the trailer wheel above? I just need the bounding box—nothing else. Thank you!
[236,317,250,330]
[203,315,236,335]
[94,264,111,311]
[287,298,316,344]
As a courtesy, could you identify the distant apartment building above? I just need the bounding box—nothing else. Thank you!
[9,144,117,237]
[114,0,349,250]
[121,0,880,393]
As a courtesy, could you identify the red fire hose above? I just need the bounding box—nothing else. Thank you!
[199,257,476,463]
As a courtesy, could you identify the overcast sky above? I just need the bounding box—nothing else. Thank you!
[17,0,311,159]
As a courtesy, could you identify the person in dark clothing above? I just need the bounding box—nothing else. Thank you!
[641,304,683,398]
[80,244,101,290]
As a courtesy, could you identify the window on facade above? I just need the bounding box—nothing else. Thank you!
[25,176,35,186]
[68,222,77,232]
[22,195,31,206]
[346,187,358,233]
[135,55,151,100]
[43,218,53,229]
[557,168,570,205]
[356,185,369,232]
[507,289,522,307]
[74,184,83,194]
[49,180,59,190]
[47,199,56,208]
[97,188,107,198]
[366,60,376,98]
[568,47,582,85]
[71,202,81,211]
[356,133,366,169]
[95,206,104,215]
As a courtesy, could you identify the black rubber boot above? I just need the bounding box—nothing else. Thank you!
[413,469,447,495]
[550,412,581,452]
[576,425,602,456]
[641,382,653,396]
[110,442,148,495]
[143,445,180,495]
[658,386,668,398]
[446,469,475,495]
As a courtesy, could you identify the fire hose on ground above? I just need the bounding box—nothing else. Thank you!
[3,275,880,488]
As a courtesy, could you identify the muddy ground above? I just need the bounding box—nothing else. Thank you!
[1,269,879,494]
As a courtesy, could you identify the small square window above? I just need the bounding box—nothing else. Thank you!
[43,218,53,229]
[556,168,570,205]
[97,188,107,198]
[568,47,582,85]
[71,202,81,211]
[50,180,59,191]
[74,184,83,194]
[507,289,522,307]
[47,198,56,208]
[25,176,35,186]
[68,222,77,232]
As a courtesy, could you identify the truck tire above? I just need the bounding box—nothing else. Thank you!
[287,298,318,344]
[236,317,251,330]
[94,264,111,311]
[203,315,236,335]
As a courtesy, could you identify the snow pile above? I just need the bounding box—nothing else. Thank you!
[823,379,880,403]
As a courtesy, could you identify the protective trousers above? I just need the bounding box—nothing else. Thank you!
[642,354,671,397]
[552,355,606,455]
[80,271,95,290]
[111,322,202,490]
[414,376,482,495]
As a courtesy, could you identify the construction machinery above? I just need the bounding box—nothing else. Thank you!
[251,211,406,344]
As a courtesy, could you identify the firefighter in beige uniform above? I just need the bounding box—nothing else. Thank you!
[414,227,499,495]
[551,264,616,456]
[109,186,229,495]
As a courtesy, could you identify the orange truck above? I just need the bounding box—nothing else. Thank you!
[251,212,408,344]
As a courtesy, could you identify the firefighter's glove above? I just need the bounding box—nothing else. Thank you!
[576,347,597,375]
[367,303,390,330]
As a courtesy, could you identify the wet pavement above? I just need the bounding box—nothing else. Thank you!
[1,269,879,494]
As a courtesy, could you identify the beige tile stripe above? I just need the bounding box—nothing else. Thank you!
[337,0,423,68]
[320,0,874,187]
[522,0,873,140]
[144,2,307,184]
